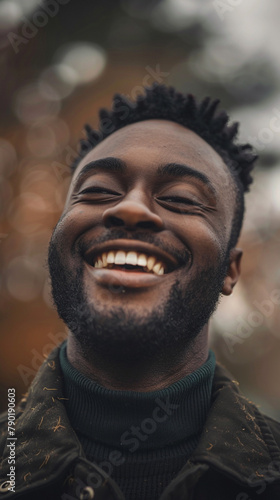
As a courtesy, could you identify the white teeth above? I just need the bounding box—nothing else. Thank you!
[115,250,126,265]
[137,254,148,267]
[125,251,138,265]
[94,259,103,268]
[102,253,107,267]
[153,262,162,275]
[147,256,156,270]
[93,250,166,275]
[107,251,115,264]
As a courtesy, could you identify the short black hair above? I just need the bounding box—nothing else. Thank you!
[71,84,258,249]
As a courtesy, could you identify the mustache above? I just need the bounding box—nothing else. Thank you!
[77,228,191,267]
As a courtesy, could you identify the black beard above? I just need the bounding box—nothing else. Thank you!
[48,229,230,367]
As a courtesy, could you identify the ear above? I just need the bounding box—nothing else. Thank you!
[222,248,243,296]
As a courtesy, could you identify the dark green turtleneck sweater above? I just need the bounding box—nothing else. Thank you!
[59,342,216,500]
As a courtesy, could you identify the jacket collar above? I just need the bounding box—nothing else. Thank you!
[190,363,280,483]
[1,347,280,496]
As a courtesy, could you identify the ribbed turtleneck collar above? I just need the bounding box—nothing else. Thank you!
[59,341,216,451]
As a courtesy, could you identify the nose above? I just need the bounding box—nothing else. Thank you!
[102,193,164,231]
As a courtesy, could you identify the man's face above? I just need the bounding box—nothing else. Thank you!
[48,120,238,363]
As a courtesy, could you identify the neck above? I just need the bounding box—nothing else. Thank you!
[66,326,209,391]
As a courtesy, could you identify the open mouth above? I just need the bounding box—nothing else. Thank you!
[83,240,182,278]
[93,251,166,275]
[83,241,185,289]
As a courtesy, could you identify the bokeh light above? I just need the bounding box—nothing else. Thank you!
[39,65,77,100]
[26,118,69,157]
[8,192,50,233]
[0,138,17,177]
[6,256,44,301]
[0,1,22,31]
[14,82,61,124]
[54,42,107,85]
[150,0,209,32]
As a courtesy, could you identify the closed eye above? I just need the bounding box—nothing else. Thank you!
[80,187,121,196]
[157,196,200,206]
[156,196,207,214]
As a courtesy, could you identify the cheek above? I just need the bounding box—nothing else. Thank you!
[176,218,224,261]
[52,209,88,252]
[52,205,107,260]
[59,206,100,234]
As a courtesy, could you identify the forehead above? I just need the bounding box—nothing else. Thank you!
[71,119,237,220]
[74,120,233,185]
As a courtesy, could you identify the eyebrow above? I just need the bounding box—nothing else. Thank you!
[157,163,217,197]
[74,157,126,190]
[74,157,217,198]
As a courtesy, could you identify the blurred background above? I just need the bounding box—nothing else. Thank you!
[0,0,280,416]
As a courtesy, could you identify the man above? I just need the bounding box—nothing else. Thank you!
[1,84,280,499]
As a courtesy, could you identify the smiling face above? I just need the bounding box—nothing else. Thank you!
[48,119,241,366]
